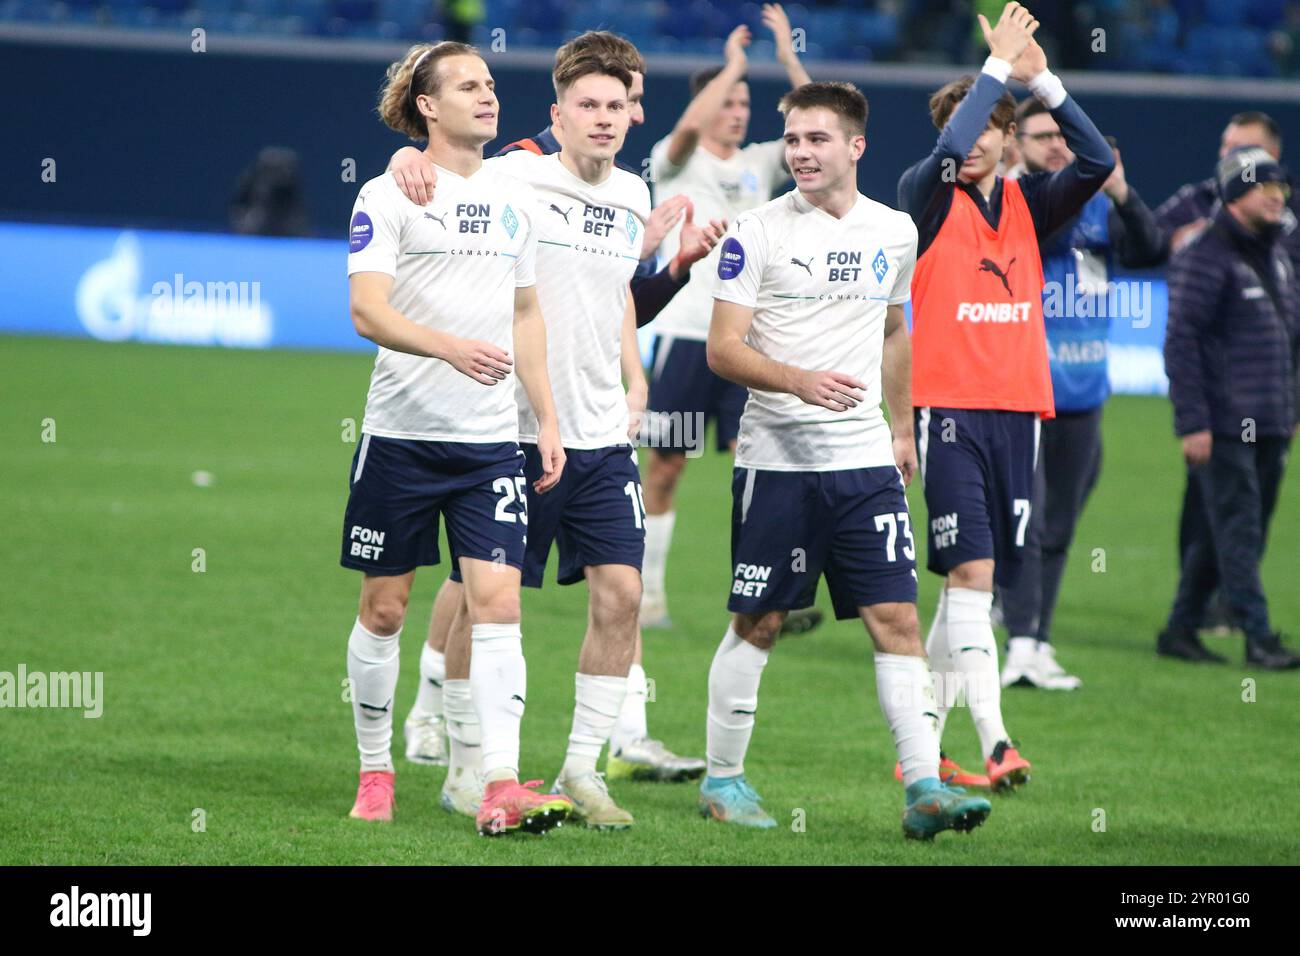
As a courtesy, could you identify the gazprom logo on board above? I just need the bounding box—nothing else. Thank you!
[75,233,273,348]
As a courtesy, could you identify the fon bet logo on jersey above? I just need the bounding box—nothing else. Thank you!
[711,188,918,472]
[487,150,651,449]
[345,165,538,443]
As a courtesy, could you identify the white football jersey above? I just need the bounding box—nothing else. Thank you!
[649,137,790,340]
[346,166,538,443]
[489,151,650,448]
[712,188,918,472]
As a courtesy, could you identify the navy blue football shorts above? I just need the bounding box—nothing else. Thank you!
[449,443,646,588]
[727,465,919,621]
[340,434,527,577]
[645,335,746,456]
[915,407,1040,588]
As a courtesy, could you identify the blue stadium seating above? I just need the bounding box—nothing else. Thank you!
[0,0,1294,77]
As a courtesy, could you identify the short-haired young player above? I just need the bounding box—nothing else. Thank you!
[341,41,573,837]
[388,33,724,794]
[701,80,992,840]
[640,5,821,637]
[898,3,1114,789]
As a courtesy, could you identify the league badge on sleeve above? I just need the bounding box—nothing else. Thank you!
[349,212,374,253]
[718,237,746,280]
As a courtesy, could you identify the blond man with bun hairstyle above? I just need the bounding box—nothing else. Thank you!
[394,32,723,796]
[340,41,575,837]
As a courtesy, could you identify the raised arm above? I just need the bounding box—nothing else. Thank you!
[350,272,512,383]
[512,284,566,492]
[880,305,917,485]
[763,3,812,89]
[665,25,750,169]
[898,4,1039,219]
[1009,36,1116,237]
[707,299,865,411]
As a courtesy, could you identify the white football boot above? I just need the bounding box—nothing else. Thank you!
[404,712,449,766]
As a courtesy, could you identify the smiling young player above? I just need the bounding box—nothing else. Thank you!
[341,41,574,837]
[390,33,722,793]
[640,6,817,636]
[699,81,992,840]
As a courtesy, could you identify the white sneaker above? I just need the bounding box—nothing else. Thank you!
[1000,636,1039,688]
[404,712,448,766]
[639,592,672,629]
[440,765,485,817]
[553,770,633,829]
[1033,642,1082,690]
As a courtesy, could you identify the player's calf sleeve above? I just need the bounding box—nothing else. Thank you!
[610,662,649,753]
[469,623,526,783]
[442,678,481,772]
[347,617,401,773]
[412,643,446,720]
[925,588,952,736]
[874,653,942,787]
[705,626,769,779]
[563,674,628,776]
[946,588,1009,759]
[642,512,676,597]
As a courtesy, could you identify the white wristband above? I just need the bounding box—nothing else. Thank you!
[1027,69,1067,109]
[982,56,1013,84]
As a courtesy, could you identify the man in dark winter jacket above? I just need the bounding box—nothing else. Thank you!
[1158,146,1300,670]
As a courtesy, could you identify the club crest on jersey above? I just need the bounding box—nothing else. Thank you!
[626,210,639,247]
[500,204,519,238]
[741,170,759,194]
[718,237,745,279]
[872,248,889,283]
[349,212,374,252]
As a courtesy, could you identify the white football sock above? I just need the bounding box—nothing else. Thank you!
[924,588,952,738]
[875,653,942,787]
[469,622,526,783]
[947,588,1009,759]
[610,662,649,753]
[642,511,676,600]
[562,673,628,777]
[347,617,400,773]
[442,678,481,774]
[411,643,446,720]
[705,626,769,779]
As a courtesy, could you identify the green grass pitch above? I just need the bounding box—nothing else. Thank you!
[3,335,1296,865]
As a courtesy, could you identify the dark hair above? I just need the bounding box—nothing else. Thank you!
[1229,110,1282,149]
[557,31,646,76]
[690,66,747,98]
[929,74,1016,133]
[553,50,633,98]
[778,81,869,137]
[1014,96,1049,126]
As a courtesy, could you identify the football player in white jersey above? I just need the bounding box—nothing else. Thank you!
[390,33,723,793]
[341,41,575,837]
[698,81,993,839]
[640,5,822,638]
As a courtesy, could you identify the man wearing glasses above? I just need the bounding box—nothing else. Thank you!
[998,97,1164,689]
